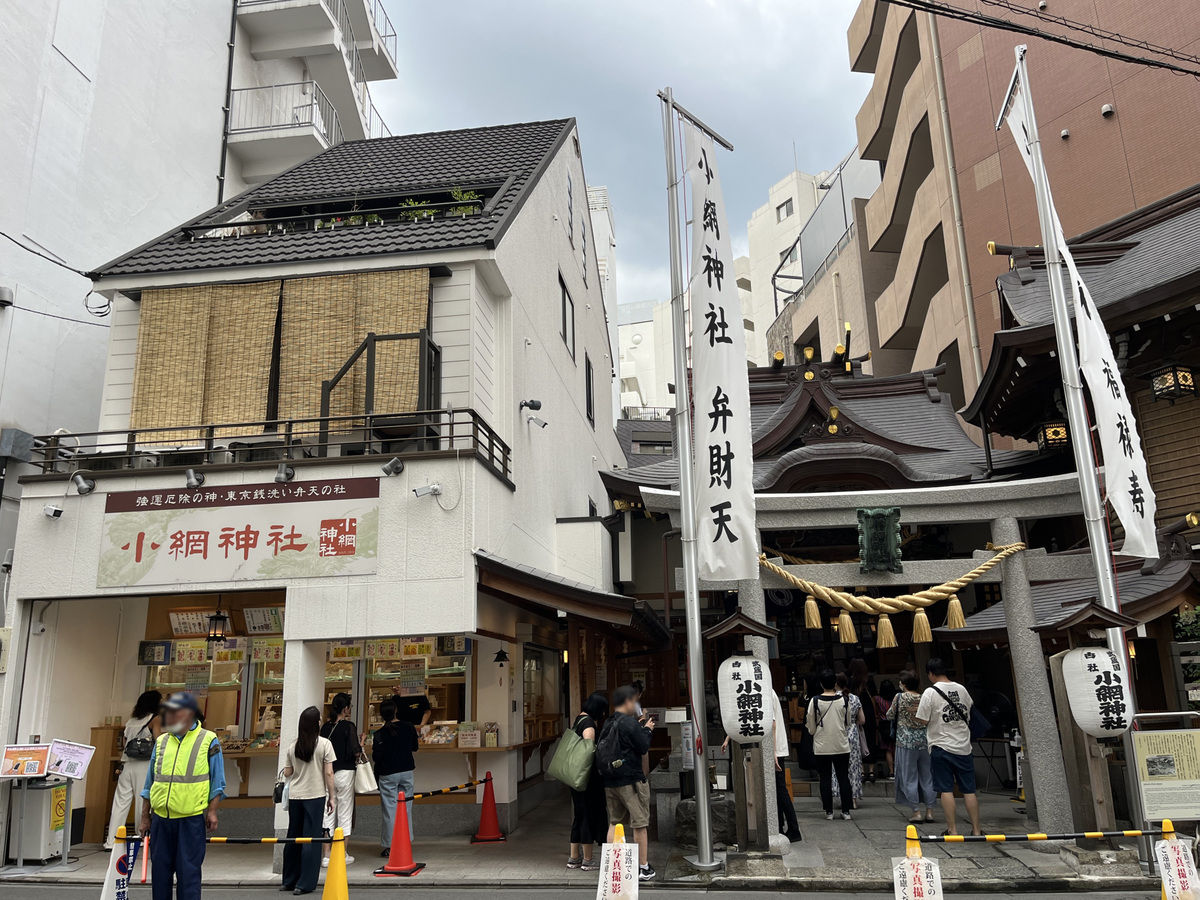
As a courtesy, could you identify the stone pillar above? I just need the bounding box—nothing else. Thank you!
[738,577,784,853]
[273,640,327,871]
[991,516,1074,833]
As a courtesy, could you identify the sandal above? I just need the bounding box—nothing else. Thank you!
[908,814,924,824]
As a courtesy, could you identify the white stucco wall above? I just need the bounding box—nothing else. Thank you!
[744,170,828,364]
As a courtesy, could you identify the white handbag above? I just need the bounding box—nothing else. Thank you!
[354,759,378,794]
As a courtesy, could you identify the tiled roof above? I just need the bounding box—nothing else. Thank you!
[602,365,1046,494]
[93,119,575,278]
[937,558,1196,642]
[999,186,1200,327]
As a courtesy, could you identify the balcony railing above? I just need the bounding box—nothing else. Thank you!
[621,407,674,422]
[366,100,391,139]
[228,81,343,147]
[33,408,513,489]
[367,0,397,63]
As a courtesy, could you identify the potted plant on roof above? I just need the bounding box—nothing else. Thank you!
[399,197,433,222]
[447,187,482,217]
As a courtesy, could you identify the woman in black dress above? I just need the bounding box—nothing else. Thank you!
[566,691,609,871]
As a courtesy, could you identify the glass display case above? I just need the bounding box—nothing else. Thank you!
[252,658,285,738]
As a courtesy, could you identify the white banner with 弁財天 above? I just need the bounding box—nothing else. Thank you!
[97,477,379,587]
[683,120,758,583]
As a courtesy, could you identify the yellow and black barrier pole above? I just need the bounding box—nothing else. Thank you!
[918,827,1164,844]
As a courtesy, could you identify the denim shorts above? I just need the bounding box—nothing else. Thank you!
[930,745,976,794]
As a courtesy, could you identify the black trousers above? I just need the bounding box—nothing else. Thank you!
[817,753,852,815]
[775,764,800,836]
[283,797,325,892]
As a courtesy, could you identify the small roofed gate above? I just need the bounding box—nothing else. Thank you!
[129,268,434,437]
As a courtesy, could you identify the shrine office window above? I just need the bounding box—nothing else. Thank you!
[585,353,595,427]
[560,275,576,359]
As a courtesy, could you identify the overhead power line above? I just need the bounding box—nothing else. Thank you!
[0,231,90,277]
[884,0,1200,79]
[975,0,1200,69]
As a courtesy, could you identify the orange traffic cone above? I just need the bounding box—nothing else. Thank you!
[471,772,506,843]
[374,791,425,877]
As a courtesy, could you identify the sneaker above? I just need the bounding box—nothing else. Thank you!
[825,813,834,820]
[321,858,329,868]
[638,864,656,881]
[381,848,390,858]
[567,856,582,869]
[344,855,354,865]
[841,812,853,821]
[581,859,600,871]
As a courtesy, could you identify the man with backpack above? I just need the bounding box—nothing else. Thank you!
[805,670,854,821]
[595,685,656,881]
[915,658,982,836]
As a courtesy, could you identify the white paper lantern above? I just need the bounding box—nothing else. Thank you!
[1062,645,1133,738]
[717,653,774,745]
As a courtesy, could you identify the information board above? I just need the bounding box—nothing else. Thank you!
[47,739,96,780]
[1,744,50,778]
[1133,730,1200,821]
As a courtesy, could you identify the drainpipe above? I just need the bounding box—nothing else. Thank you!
[216,0,238,204]
[661,528,680,633]
[927,13,984,386]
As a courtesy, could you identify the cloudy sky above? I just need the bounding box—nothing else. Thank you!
[375,0,871,308]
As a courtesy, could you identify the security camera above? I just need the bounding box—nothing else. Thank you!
[413,483,442,498]
[31,623,46,635]
[527,416,548,429]
[519,399,542,411]
[2,549,12,573]
[1101,103,1115,118]
[44,505,63,519]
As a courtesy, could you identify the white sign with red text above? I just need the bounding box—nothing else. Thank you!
[595,839,638,900]
[893,856,943,900]
[1156,839,1199,900]
[97,477,379,587]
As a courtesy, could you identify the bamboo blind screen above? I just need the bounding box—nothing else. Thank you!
[131,269,429,437]
[130,286,212,441]
[278,268,430,421]
[203,282,282,435]
[1135,386,1200,525]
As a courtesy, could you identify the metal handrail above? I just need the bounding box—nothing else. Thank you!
[34,408,512,487]
[228,81,344,147]
[367,0,397,63]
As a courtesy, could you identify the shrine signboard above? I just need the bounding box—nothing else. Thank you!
[97,477,379,587]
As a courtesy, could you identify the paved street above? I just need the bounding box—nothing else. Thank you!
[0,889,1165,900]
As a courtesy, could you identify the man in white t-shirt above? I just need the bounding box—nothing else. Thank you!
[915,658,981,836]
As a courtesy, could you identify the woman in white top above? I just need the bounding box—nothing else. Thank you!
[281,706,337,895]
[104,690,161,849]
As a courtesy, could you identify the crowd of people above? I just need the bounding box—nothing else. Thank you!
[798,657,983,836]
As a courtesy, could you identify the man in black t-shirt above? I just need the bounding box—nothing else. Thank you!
[392,690,432,728]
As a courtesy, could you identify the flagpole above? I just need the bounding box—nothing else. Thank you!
[1012,45,1124,645]
[660,86,719,871]
[1012,45,1150,854]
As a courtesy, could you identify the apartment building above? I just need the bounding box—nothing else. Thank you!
[0,0,398,567]
[587,186,621,425]
[845,0,1200,408]
[744,170,828,365]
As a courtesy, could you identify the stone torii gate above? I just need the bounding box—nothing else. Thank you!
[643,472,1095,843]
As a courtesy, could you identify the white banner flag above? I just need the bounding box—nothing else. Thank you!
[1003,81,1158,559]
[683,121,758,582]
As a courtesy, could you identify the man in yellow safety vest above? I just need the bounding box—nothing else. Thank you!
[138,692,226,900]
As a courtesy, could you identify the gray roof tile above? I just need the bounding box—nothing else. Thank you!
[93,119,575,278]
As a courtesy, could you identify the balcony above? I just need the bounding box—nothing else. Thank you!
[236,0,342,60]
[33,407,513,489]
[346,0,399,80]
[227,81,344,183]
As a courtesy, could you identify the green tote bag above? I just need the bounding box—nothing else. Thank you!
[547,716,595,791]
